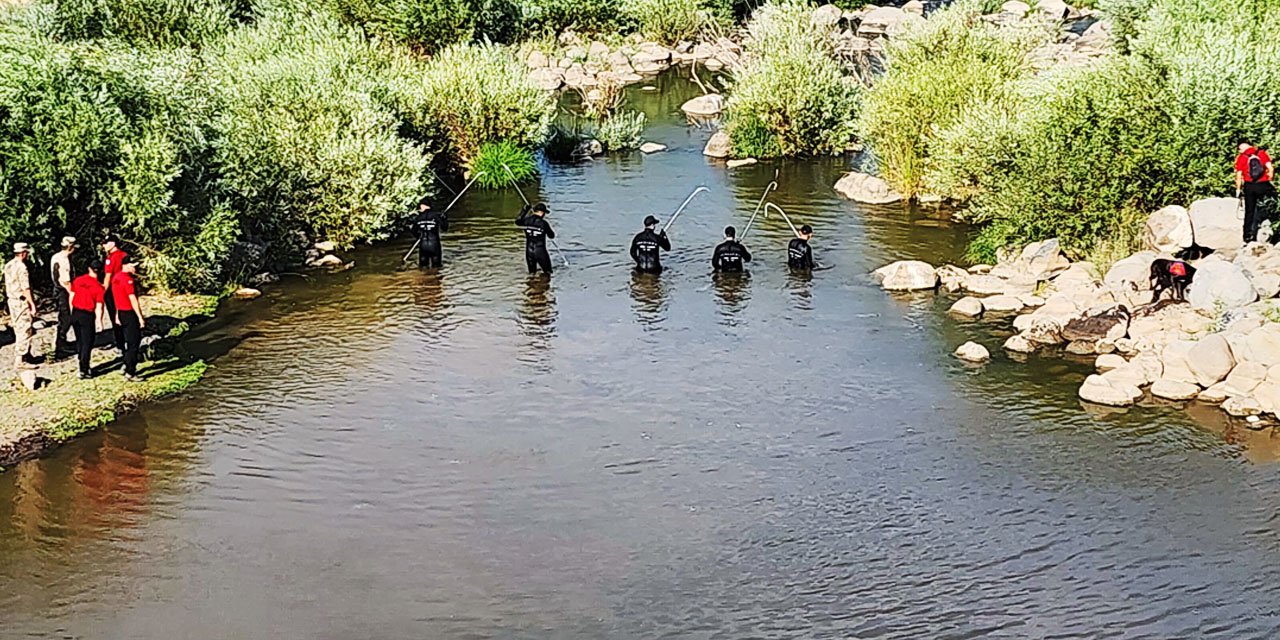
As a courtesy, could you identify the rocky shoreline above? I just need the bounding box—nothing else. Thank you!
[874,195,1280,423]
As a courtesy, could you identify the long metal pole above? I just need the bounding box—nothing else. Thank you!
[518,227,570,266]
[403,172,485,264]
[502,164,532,206]
[662,186,709,233]
[765,202,824,269]
[740,180,777,240]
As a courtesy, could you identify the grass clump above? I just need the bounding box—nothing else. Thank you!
[596,110,646,151]
[471,140,538,188]
[623,0,728,44]
[723,0,861,158]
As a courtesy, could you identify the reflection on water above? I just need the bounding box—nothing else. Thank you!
[5,69,1280,639]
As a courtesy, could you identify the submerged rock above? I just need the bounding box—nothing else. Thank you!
[834,172,903,205]
[873,261,938,291]
[232,287,262,300]
[1003,334,1035,353]
[1079,374,1142,407]
[726,158,757,168]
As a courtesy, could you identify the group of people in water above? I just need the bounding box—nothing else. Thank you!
[412,199,817,275]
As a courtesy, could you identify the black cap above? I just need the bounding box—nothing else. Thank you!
[418,197,430,207]
[644,215,659,227]
[800,224,813,234]
[89,259,104,272]
[102,234,120,245]
[724,225,736,238]
[121,254,134,266]
[533,203,548,213]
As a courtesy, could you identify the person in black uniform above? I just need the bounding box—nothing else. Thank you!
[516,202,555,275]
[712,226,751,273]
[788,224,815,270]
[413,200,448,268]
[630,215,671,274]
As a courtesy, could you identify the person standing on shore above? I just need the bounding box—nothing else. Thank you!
[1235,141,1276,243]
[630,215,671,274]
[101,235,127,357]
[516,203,555,275]
[50,236,76,359]
[788,225,816,271]
[111,257,145,381]
[712,226,751,273]
[69,260,107,379]
[4,242,38,371]
[413,200,448,269]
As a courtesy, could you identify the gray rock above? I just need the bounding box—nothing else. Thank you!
[1189,197,1244,254]
[982,295,1024,313]
[1199,382,1231,404]
[1103,251,1157,291]
[1004,334,1036,353]
[1151,378,1200,401]
[1187,333,1236,387]
[1000,1,1030,17]
[527,50,549,68]
[529,67,564,91]
[873,261,938,291]
[949,296,984,318]
[1061,305,1130,343]
[314,241,337,253]
[902,0,924,15]
[1037,0,1069,20]
[1225,361,1269,396]
[1223,395,1264,417]
[232,287,262,300]
[936,265,969,293]
[1234,242,1280,299]
[681,94,725,117]
[726,158,758,169]
[811,4,843,29]
[833,172,903,205]
[1079,374,1142,407]
[1144,205,1194,254]
[1187,255,1258,311]
[1096,353,1127,373]
[954,341,991,363]
[639,142,667,154]
[703,131,731,159]
[857,6,908,36]
[575,138,604,157]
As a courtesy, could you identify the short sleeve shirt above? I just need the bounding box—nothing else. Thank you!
[4,258,30,302]
[51,252,72,287]
[103,249,127,286]
[71,274,105,312]
[1236,148,1272,181]
[111,271,137,312]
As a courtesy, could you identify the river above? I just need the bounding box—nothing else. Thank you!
[4,72,1280,639]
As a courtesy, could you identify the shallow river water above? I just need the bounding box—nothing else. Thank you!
[6,73,1280,639]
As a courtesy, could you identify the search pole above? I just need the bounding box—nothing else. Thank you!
[402,171,485,263]
[662,186,709,233]
[740,179,777,240]
[765,202,825,269]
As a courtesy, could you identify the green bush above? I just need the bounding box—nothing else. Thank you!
[318,0,521,53]
[386,42,554,165]
[517,0,623,36]
[471,140,537,188]
[623,0,727,44]
[859,0,1050,198]
[723,0,860,158]
[50,0,238,47]
[595,109,646,150]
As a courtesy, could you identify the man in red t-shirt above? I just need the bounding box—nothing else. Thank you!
[69,260,108,379]
[101,235,128,356]
[111,256,146,381]
[1235,141,1276,243]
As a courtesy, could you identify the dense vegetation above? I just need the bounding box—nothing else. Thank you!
[861,0,1280,264]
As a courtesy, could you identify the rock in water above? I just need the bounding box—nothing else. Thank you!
[1189,197,1244,253]
[1151,379,1200,401]
[639,142,667,154]
[1187,256,1258,311]
[873,261,938,291]
[1223,395,1263,417]
[982,295,1024,313]
[1096,353,1127,373]
[311,254,344,268]
[949,296,984,318]
[1079,374,1142,407]
[703,130,731,159]
[681,94,725,117]
[232,287,262,300]
[314,241,337,253]
[833,172,903,205]
[575,138,604,157]
[1144,205,1194,254]
[955,341,990,363]
[726,158,757,169]
[1004,334,1035,353]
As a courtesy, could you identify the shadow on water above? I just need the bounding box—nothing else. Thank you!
[6,68,1280,639]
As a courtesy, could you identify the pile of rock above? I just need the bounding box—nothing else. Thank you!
[875,194,1280,420]
[306,241,348,269]
[523,33,744,93]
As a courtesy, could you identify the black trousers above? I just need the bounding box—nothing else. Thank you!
[526,249,552,274]
[55,291,73,353]
[1243,181,1276,243]
[71,309,96,375]
[419,241,442,269]
[104,293,124,353]
[118,310,142,376]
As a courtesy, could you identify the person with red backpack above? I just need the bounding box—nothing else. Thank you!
[1235,141,1275,243]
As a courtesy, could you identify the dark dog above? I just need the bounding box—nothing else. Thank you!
[1150,258,1196,304]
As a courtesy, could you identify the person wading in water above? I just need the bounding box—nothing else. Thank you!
[413,199,449,269]
[631,215,671,274]
[788,225,816,271]
[516,203,556,275]
[712,226,751,273]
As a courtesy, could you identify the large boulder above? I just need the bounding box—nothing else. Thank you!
[1017,238,1071,278]
[1079,374,1142,407]
[1226,322,1280,367]
[873,261,937,291]
[703,130,731,159]
[1160,340,1199,384]
[1151,379,1201,401]
[1253,380,1280,415]
[834,172,903,205]
[1187,333,1236,387]
[1235,242,1280,299]
[955,341,991,363]
[1223,395,1264,417]
[1187,255,1258,311]
[1189,197,1243,253]
[1103,251,1157,291]
[1143,205,1194,254]
[1062,305,1130,343]
[963,274,1035,296]
[681,94,724,117]
[1052,262,1099,291]
[936,265,969,293]
[529,67,564,91]
[1096,354,1127,373]
[1225,361,1269,396]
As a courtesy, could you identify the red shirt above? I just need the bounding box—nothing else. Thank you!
[1236,147,1272,182]
[111,271,137,311]
[70,274,105,312]
[103,249,127,285]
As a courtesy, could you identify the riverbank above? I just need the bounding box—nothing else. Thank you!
[0,293,218,469]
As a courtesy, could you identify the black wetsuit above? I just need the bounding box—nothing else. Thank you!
[788,238,814,270]
[712,240,751,272]
[413,210,448,268]
[630,228,670,274]
[516,208,555,274]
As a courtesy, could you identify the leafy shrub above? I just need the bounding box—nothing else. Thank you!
[386,42,555,165]
[51,0,237,47]
[318,0,522,53]
[723,0,860,158]
[859,0,1050,197]
[517,0,623,36]
[623,0,727,44]
[543,122,586,162]
[596,110,646,151]
[470,140,537,188]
